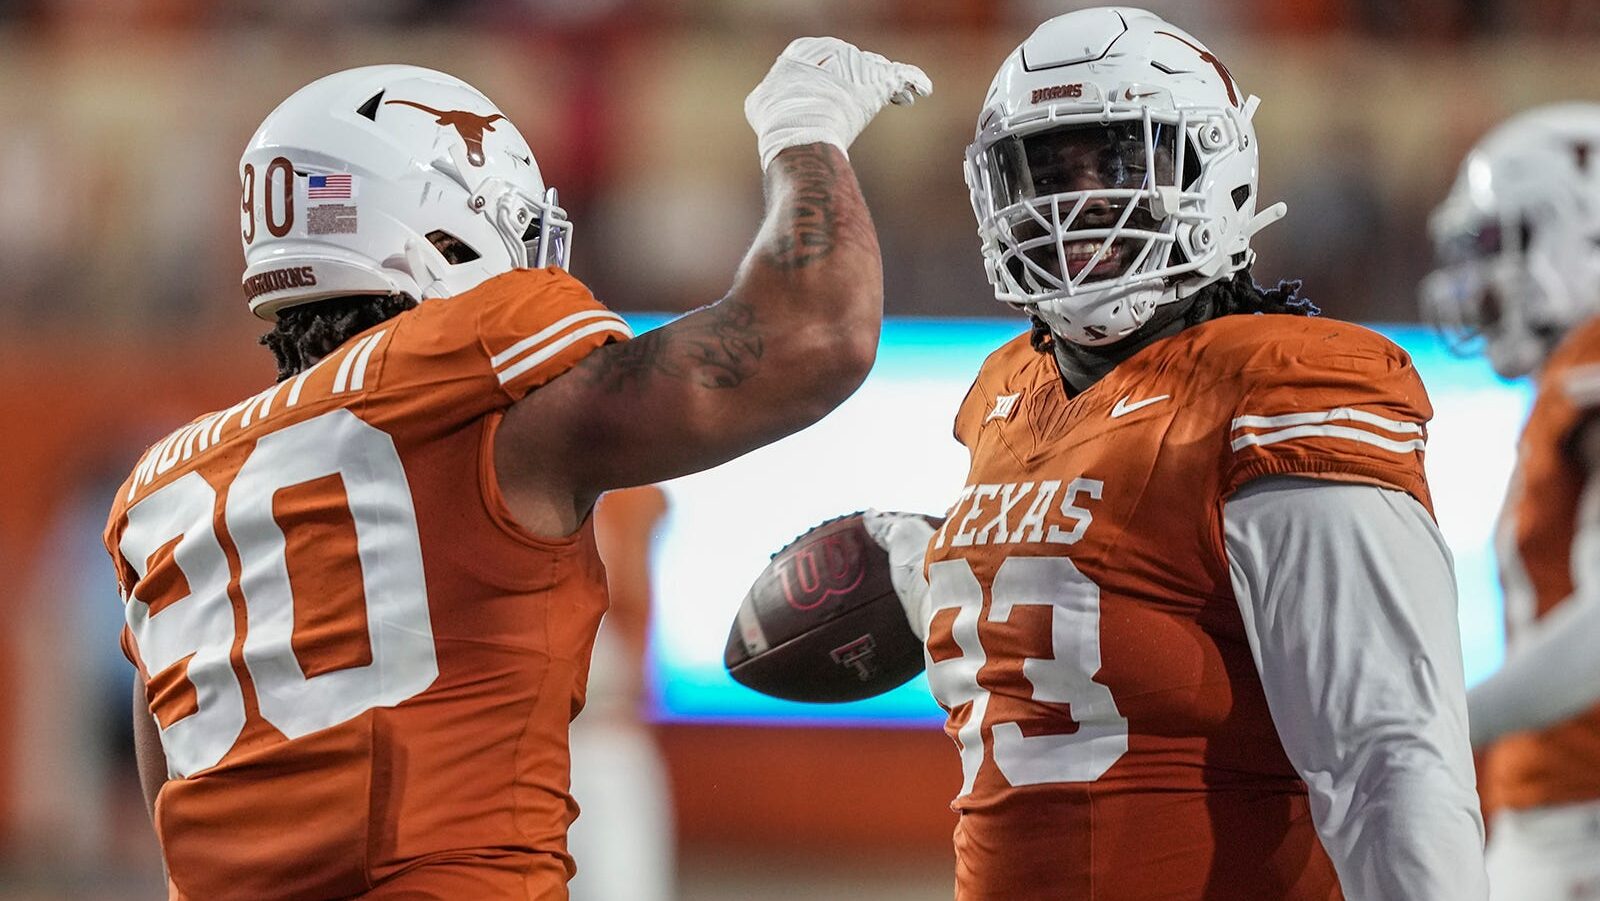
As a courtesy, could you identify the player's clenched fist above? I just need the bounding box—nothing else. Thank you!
[745,36,932,169]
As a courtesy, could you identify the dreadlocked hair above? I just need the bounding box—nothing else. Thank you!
[1028,314,1054,354]
[260,294,418,382]
[1201,267,1318,319]
[1027,267,1318,355]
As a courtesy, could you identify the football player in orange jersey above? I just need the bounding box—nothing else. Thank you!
[569,485,675,901]
[856,7,1488,899]
[1422,104,1600,900]
[103,44,929,900]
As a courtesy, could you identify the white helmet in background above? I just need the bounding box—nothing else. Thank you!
[240,64,571,320]
[1421,103,1600,378]
[965,7,1286,346]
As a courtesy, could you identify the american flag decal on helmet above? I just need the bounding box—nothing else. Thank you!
[308,174,353,199]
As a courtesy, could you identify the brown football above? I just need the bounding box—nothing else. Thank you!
[723,512,931,703]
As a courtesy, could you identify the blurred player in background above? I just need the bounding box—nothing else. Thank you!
[859,7,1487,898]
[570,485,675,901]
[1423,103,1600,901]
[102,42,928,900]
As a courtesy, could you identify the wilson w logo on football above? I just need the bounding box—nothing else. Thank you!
[778,534,866,610]
[725,513,925,704]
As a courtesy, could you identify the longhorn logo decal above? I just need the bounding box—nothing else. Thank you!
[1155,31,1239,108]
[385,99,506,166]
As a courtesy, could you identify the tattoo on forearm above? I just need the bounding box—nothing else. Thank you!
[581,299,764,391]
[763,145,843,270]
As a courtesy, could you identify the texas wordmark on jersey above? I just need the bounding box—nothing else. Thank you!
[924,314,1432,900]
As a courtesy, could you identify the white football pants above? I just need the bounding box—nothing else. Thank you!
[567,718,676,901]
[1487,799,1600,900]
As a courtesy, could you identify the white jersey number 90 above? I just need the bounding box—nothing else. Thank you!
[119,409,437,778]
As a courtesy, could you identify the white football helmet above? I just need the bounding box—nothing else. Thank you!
[240,65,570,320]
[1421,103,1600,378]
[965,7,1286,346]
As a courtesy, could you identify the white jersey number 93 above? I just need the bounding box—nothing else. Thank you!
[925,555,1129,795]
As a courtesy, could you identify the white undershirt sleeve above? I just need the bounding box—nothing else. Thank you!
[1468,468,1600,747]
[862,509,936,641]
[1223,475,1487,901]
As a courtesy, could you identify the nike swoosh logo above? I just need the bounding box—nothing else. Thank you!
[1110,394,1170,418]
[1123,88,1160,101]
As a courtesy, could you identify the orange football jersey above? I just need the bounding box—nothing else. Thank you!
[1483,314,1600,817]
[923,314,1434,900]
[102,268,632,900]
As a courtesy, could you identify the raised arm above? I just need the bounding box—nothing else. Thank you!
[494,38,929,534]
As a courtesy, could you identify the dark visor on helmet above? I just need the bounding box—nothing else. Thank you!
[982,121,1181,208]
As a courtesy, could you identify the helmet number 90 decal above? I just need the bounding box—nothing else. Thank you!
[241,156,296,244]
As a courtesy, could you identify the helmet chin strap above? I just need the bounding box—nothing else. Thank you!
[1048,292,1206,395]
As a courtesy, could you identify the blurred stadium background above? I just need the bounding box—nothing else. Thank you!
[4,0,1600,898]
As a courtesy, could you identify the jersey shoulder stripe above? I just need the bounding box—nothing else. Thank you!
[1194,316,1433,506]
[333,329,387,394]
[1563,364,1600,408]
[457,268,629,401]
[489,309,629,369]
[492,311,632,386]
[1229,407,1426,455]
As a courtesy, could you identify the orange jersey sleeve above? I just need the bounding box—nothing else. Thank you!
[1485,315,1600,815]
[470,267,633,402]
[381,266,631,407]
[1525,314,1600,461]
[1216,317,1434,510]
